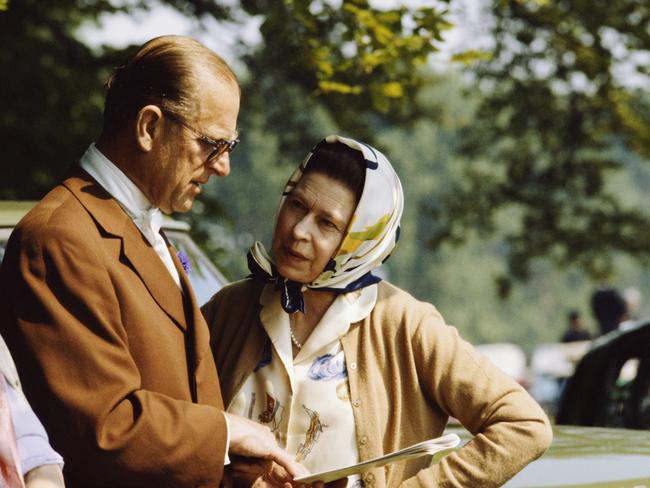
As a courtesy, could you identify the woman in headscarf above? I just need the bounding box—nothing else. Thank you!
[203,135,552,487]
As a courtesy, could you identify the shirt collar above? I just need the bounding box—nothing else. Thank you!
[79,143,155,219]
[259,283,378,364]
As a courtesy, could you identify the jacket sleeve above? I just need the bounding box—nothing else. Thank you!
[403,308,552,488]
[201,279,267,408]
[0,220,227,487]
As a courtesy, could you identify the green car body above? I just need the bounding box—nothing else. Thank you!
[446,424,650,487]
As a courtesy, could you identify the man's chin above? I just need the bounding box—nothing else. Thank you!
[172,198,195,214]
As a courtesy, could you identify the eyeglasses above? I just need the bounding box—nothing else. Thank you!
[163,110,239,163]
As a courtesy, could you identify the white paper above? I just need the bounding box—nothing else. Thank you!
[294,433,461,484]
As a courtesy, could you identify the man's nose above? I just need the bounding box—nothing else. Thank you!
[207,152,230,177]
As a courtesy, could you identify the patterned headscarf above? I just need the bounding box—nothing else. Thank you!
[248,135,404,313]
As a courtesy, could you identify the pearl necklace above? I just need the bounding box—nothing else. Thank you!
[289,323,303,350]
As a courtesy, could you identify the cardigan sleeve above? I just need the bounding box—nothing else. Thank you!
[404,309,552,488]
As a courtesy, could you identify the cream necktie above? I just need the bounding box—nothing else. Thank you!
[133,209,181,288]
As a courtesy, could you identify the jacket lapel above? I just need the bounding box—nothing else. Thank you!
[168,245,209,369]
[62,168,187,331]
[168,243,224,405]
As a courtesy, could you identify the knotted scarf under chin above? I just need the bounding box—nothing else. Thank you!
[247,250,305,313]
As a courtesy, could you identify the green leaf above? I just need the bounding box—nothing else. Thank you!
[381,81,404,98]
[450,50,493,65]
[318,80,363,95]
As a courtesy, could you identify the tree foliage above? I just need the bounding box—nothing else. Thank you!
[0,0,135,198]
[429,0,650,295]
[240,0,450,112]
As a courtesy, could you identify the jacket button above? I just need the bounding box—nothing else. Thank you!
[359,435,368,445]
[353,400,361,408]
[349,362,357,370]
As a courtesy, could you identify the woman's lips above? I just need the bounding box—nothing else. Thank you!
[286,247,308,261]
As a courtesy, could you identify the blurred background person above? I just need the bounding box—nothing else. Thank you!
[590,288,628,336]
[560,310,591,343]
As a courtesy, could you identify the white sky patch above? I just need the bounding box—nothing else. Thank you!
[78,3,195,49]
[76,1,251,68]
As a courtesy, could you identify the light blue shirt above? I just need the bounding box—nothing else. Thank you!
[1,335,63,475]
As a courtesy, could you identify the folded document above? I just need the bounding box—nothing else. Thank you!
[295,433,461,484]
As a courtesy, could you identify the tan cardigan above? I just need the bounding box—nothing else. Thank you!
[203,279,552,487]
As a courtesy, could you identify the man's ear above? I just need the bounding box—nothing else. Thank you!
[134,105,164,152]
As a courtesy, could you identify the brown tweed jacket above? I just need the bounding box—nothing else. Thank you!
[0,168,227,487]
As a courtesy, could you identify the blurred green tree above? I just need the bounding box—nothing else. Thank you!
[0,0,129,199]
[428,0,650,295]
[237,0,451,159]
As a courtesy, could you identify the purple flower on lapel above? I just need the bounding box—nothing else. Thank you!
[177,250,191,274]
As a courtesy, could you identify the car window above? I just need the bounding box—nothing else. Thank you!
[605,356,642,428]
[0,228,11,263]
[601,353,650,430]
[620,355,650,429]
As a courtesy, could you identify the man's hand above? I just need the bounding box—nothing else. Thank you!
[226,413,308,480]
[230,457,348,488]
[231,457,292,487]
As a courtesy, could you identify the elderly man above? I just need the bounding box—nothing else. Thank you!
[0,35,302,487]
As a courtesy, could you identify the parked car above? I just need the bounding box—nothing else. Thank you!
[0,201,228,305]
[556,319,650,430]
